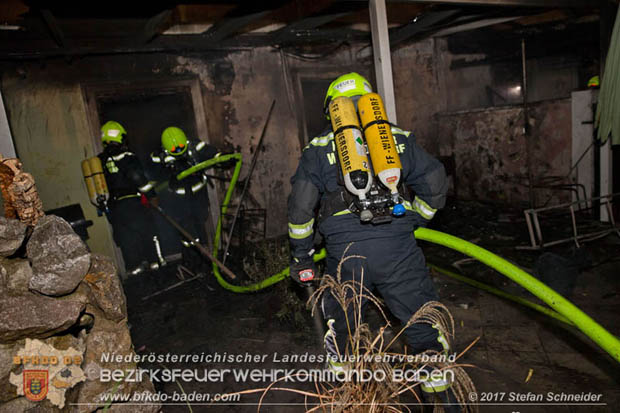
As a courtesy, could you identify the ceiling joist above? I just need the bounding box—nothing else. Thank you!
[270,12,353,43]
[384,0,595,7]
[203,10,273,42]
[40,9,66,48]
[389,9,462,46]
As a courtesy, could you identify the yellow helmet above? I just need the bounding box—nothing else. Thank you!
[587,75,600,88]
[324,72,373,118]
[101,121,126,144]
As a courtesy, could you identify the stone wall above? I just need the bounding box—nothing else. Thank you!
[0,215,159,412]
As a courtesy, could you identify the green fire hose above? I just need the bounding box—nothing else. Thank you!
[415,228,620,362]
[428,264,573,326]
[181,153,620,362]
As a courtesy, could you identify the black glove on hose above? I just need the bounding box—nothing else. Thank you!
[290,256,317,287]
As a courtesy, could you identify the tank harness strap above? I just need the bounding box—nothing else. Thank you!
[333,124,359,136]
[361,118,390,132]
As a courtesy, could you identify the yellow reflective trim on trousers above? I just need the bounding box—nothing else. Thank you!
[433,324,450,352]
[288,219,314,239]
[420,378,452,393]
[413,196,436,220]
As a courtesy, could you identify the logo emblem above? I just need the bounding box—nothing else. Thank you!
[23,370,48,402]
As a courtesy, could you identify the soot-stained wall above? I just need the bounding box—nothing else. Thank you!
[0,34,580,250]
[437,99,572,206]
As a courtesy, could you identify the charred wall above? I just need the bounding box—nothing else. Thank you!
[437,99,572,206]
[0,28,588,251]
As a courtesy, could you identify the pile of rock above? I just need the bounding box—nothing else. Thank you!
[0,215,160,412]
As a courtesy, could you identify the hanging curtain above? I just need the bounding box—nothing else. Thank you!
[596,7,620,145]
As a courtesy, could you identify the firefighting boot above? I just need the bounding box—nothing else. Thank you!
[324,319,350,378]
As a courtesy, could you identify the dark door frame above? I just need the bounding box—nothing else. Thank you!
[81,76,220,270]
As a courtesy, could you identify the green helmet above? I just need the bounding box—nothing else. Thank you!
[101,121,127,144]
[161,126,188,156]
[587,75,600,88]
[324,72,373,117]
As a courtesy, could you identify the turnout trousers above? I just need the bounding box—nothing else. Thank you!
[320,231,442,355]
[108,197,157,272]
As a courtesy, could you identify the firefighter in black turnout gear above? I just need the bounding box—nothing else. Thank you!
[98,120,158,273]
[151,126,221,273]
[287,73,457,407]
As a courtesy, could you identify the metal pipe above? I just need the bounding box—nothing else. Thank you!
[533,211,544,247]
[522,37,535,209]
[524,192,619,214]
[569,205,581,248]
[153,204,238,280]
[524,210,536,247]
[222,100,276,265]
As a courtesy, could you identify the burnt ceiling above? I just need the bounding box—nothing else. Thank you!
[0,0,603,60]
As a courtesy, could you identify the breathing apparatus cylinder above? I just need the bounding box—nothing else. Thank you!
[81,159,97,205]
[357,93,404,216]
[328,96,374,222]
[82,156,109,210]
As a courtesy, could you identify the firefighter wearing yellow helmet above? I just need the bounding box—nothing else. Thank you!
[287,72,457,411]
[151,126,224,272]
[96,120,158,273]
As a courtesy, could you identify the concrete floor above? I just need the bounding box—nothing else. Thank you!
[435,261,620,413]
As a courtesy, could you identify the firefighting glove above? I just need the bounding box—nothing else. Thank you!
[290,255,317,287]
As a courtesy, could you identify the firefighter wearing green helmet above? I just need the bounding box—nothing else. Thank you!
[98,120,158,273]
[323,71,372,119]
[151,126,223,272]
[287,72,458,411]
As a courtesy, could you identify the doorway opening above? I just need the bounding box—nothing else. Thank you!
[83,78,219,271]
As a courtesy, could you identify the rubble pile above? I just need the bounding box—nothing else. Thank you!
[0,215,160,413]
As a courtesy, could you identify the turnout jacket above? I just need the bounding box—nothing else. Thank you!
[151,140,219,196]
[98,143,156,202]
[287,125,448,260]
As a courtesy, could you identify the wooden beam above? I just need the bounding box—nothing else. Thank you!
[40,9,66,48]
[431,15,523,36]
[339,0,594,7]
[369,0,397,123]
[390,9,461,47]
[270,12,352,42]
[0,27,371,59]
[380,0,594,7]
[140,9,172,44]
[203,10,272,42]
